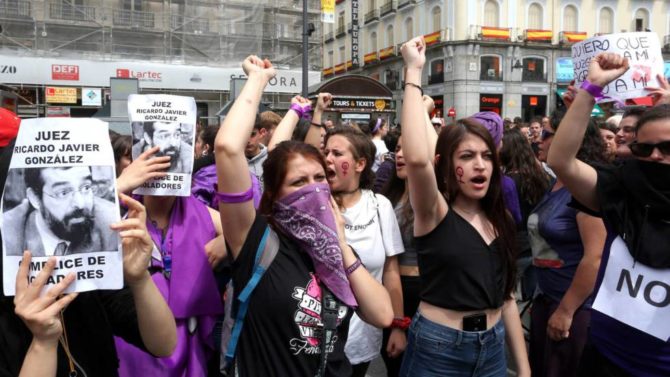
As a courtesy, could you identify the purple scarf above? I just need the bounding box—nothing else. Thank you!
[273,183,357,308]
[115,195,224,377]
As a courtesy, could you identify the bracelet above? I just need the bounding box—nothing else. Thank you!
[289,103,313,120]
[215,184,254,204]
[310,121,324,128]
[391,316,411,330]
[404,82,423,97]
[579,79,604,101]
[345,258,364,276]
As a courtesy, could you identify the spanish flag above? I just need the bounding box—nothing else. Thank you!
[323,67,334,76]
[563,32,587,43]
[334,63,346,74]
[424,31,441,46]
[379,46,395,60]
[481,27,510,40]
[526,29,552,41]
[364,52,378,64]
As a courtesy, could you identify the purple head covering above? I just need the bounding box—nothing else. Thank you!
[471,111,503,148]
[273,183,357,308]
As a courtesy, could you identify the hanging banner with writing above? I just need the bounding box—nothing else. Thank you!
[593,237,670,341]
[128,94,196,197]
[1,118,122,296]
[321,0,334,23]
[351,0,360,67]
[571,32,663,102]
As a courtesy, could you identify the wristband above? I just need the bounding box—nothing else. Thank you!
[215,184,254,204]
[345,258,364,276]
[579,79,604,100]
[310,121,324,128]
[391,316,411,330]
[289,103,313,120]
[404,82,423,97]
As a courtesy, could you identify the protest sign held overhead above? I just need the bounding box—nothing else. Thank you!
[571,32,664,102]
[1,118,122,296]
[129,94,196,197]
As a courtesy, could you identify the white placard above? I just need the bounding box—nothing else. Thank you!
[82,87,102,106]
[592,236,670,341]
[1,118,122,296]
[129,94,196,197]
[572,32,664,102]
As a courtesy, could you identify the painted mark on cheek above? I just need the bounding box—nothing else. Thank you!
[341,162,349,176]
[456,167,465,184]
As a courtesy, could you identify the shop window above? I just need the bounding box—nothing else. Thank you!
[599,7,613,34]
[484,0,499,27]
[429,59,444,84]
[522,57,546,82]
[563,5,577,31]
[480,55,502,81]
[528,3,542,29]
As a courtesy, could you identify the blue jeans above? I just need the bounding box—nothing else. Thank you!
[399,312,507,377]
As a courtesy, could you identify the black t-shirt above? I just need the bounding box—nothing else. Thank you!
[232,214,353,377]
[0,289,145,377]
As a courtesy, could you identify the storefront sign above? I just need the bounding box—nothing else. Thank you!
[351,0,359,67]
[321,0,334,23]
[52,64,79,81]
[82,88,102,106]
[480,94,503,115]
[45,87,77,104]
[330,98,392,111]
[556,57,574,83]
[46,106,71,117]
[0,55,321,94]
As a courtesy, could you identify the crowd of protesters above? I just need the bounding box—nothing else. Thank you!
[0,35,669,377]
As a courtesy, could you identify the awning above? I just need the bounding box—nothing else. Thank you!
[556,89,604,117]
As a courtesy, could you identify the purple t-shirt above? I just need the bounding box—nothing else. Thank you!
[191,163,261,209]
[502,174,522,225]
[528,187,588,305]
[589,229,670,376]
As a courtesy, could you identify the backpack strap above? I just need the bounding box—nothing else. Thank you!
[224,225,280,364]
[314,285,340,377]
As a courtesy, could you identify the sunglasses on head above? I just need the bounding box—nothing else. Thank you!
[629,141,670,158]
[541,129,555,141]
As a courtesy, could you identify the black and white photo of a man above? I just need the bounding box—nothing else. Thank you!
[132,121,193,175]
[2,166,118,256]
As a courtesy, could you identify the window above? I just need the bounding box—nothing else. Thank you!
[370,32,378,53]
[429,59,444,84]
[328,50,334,68]
[369,0,376,12]
[563,5,578,31]
[634,9,649,31]
[405,17,413,41]
[528,3,543,29]
[338,11,345,29]
[522,57,546,82]
[386,25,394,47]
[480,55,502,81]
[599,7,613,34]
[484,0,499,27]
[432,7,441,32]
[339,46,345,64]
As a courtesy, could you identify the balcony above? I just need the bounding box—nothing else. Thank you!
[397,0,416,9]
[49,2,95,22]
[324,31,334,42]
[170,15,210,34]
[523,29,552,43]
[0,0,30,18]
[380,1,397,17]
[479,26,511,41]
[113,9,155,29]
[336,24,345,38]
[364,9,379,24]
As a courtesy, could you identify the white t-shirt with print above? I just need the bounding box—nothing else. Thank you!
[372,139,389,172]
[342,189,404,364]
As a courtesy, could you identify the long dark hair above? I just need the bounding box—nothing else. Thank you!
[259,141,328,225]
[435,119,517,298]
[324,126,376,190]
[500,128,550,204]
[551,109,609,165]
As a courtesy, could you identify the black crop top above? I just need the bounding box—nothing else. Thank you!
[415,209,506,311]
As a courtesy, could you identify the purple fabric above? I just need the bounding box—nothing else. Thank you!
[115,195,224,377]
[471,111,503,148]
[273,183,357,307]
[289,103,312,120]
[502,174,522,225]
[191,164,261,209]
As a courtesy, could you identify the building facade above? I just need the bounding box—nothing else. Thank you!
[0,0,323,123]
[322,0,670,122]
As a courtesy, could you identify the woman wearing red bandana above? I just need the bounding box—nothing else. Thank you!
[213,55,392,377]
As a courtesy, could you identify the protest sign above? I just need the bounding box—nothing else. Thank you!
[1,118,122,296]
[571,32,663,102]
[128,94,196,197]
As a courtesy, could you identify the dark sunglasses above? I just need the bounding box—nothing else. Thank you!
[629,141,670,157]
[541,129,555,141]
